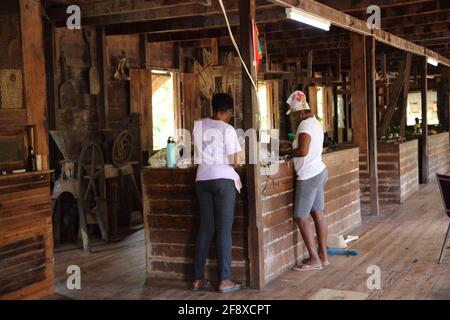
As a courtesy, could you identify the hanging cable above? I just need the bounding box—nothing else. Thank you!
[217,0,259,94]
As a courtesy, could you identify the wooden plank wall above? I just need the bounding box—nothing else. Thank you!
[260,147,361,284]
[427,132,450,177]
[54,27,99,131]
[0,172,53,299]
[106,35,140,130]
[398,140,420,203]
[52,30,142,132]
[360,140,419,204]
[142,167,249,284]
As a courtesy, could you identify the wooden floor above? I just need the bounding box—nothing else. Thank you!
[49,178,450,300]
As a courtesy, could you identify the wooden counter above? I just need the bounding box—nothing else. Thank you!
[142,167,249,283]
[427,132,450,177]
[142,147,361,286]
[360,139,419,204]
[0,171,54,299]
[260,146,361,284]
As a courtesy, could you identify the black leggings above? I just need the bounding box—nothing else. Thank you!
[194,179,236,281]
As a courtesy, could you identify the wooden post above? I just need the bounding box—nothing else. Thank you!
[399,53,412,137]
[20,0,49,169]
[96,26,108,130]
[366,36,380,216]
[44,22,60,170]
[350,33,369,157]
[130,69,153,155]
[437,66,450,133]
[139,34,148,69]
[420,56,429,184]
[240,0,264,290]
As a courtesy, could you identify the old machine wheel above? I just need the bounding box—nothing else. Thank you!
[78,142,108,244]
[112,130,134,167]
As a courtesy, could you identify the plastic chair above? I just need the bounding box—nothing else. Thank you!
[436,173,450,264]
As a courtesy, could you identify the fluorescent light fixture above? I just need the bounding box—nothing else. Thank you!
[427,57,439,66]
[286,8,331,31]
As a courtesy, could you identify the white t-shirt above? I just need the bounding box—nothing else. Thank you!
[292,116,326,180]
[193,118,241,182]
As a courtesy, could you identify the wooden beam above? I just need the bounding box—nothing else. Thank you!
[46,0,211,21]
[366,36,380,216]
[96,26,108,129]
[380,53,411,136]
[350,33,368,155]
[437,66,450,132]
[307,50,313,79]
[20,0,49,170]
[43,22,59,170]
[419,56,429,184]
[400,53,413,137]
[318,0,435,12]
[139,34,148,69]
[240,0,264,290]
[267,0,450,66]
[105,7,284,35]
[267,0,371,35]
[130,69,153,154]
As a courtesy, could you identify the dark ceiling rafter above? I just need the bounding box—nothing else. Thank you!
[43,0,450,66]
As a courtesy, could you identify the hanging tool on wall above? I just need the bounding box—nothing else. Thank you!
[114,56,130,81]
[83,29,100,95]
[59,49,77,109]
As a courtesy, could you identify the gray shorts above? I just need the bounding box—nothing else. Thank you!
[294,168,328,219]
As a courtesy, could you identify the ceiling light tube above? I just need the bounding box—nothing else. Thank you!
[427,57,439,66]
[286,7,331,31]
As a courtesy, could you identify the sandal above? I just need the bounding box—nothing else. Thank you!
[292,263,323,271]
[191,280,210,292]
[321,260,330,267]
[218,282,241,294]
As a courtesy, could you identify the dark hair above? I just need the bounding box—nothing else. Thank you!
[212,93,234,113]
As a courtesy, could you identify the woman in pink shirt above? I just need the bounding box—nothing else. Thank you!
[191,93,242,293]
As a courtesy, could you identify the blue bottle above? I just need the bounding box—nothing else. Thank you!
[166,137,176,168]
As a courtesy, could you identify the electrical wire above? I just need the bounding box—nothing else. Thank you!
[217,0,259,94]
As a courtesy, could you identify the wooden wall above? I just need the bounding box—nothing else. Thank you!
[51,30,142,132]
[54,28,99,131]
[142,167,249,284]
[427,132,450,177]
[260,147,361,284]
[106,35,140,130]
[0,171,53,299]
[361,140,419,204]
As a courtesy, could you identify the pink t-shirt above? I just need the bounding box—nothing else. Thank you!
[193,118,241,182]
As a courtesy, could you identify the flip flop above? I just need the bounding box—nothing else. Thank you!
[191,280,210,292]
[321,260,330,267]
[218,282,241,294]
[292,263,323,271]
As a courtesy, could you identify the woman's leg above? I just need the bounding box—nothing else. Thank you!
[311,169,329,263]
[212,179,237,287]
[295,217,321,266]
[294,177,321,267]
[193,181,215,283]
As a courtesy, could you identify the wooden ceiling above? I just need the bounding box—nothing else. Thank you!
[42,0,450,71]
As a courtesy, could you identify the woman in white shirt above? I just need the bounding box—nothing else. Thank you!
[283,91,329,271]
[191,93,242,293]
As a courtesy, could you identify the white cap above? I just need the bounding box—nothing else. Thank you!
[286,90,310,115]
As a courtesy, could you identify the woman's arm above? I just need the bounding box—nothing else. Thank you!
[228,152,240,168]
[289,133,311,157]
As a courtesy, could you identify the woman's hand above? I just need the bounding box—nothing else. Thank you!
[279,140,293,156]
